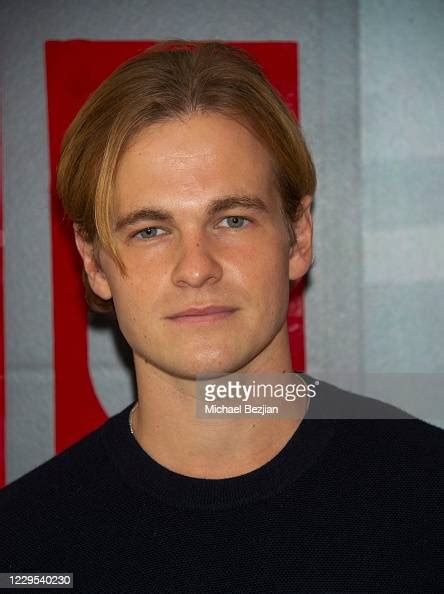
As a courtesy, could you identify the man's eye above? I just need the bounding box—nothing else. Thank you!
[219,216,250,229]
[135,227,166,239]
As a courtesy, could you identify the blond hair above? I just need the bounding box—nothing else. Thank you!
[57,40,316,312]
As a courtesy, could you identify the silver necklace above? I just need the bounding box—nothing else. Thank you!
[129,402,139,436]
[129,395,310,437]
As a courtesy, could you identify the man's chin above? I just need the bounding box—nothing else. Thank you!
[157,355,252,382]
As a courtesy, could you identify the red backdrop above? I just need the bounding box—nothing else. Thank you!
[45,40,306,455]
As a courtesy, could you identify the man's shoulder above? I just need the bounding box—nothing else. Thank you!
[341,408,444,467]
[0,406,131,571]
[0,407,125,512]
[303,374,443,472]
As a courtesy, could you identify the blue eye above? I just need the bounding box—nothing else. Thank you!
[220,216,250,229]
[135,227,166,239]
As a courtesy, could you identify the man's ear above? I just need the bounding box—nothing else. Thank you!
[73,224,113,301]
[289,195,314,281]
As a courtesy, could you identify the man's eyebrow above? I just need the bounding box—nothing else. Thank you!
[207,195,270,217]
[114,194,270,232]
[115,208,173,232]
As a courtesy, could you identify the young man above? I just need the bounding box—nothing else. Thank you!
[1,41,442,592]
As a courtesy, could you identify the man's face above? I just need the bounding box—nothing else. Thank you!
[80,113,312,379]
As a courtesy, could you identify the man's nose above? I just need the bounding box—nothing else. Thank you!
[171,232,223,288]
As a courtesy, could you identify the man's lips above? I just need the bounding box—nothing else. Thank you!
[166,306,238,323]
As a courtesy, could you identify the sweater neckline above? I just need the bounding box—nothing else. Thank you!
[101,376,336,511]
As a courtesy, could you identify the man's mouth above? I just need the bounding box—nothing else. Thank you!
[166,305,238,324]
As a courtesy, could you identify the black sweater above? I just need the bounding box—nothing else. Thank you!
[1,378,442,593]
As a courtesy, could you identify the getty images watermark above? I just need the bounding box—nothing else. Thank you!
[196,371,444,422]
[195,373,318,419]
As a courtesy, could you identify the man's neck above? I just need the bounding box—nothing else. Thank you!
[131,402,303,479]
[131,342,302,479]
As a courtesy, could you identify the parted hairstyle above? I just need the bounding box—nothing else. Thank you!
[56,40,316,313]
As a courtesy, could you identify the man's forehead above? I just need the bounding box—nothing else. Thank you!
[118,113,274,170]
[113,114,280,216]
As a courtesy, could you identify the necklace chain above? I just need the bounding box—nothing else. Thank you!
[128,390,310,437]
[128,402,139,436]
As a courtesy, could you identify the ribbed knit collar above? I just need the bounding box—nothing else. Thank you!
[101,374,336,511]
